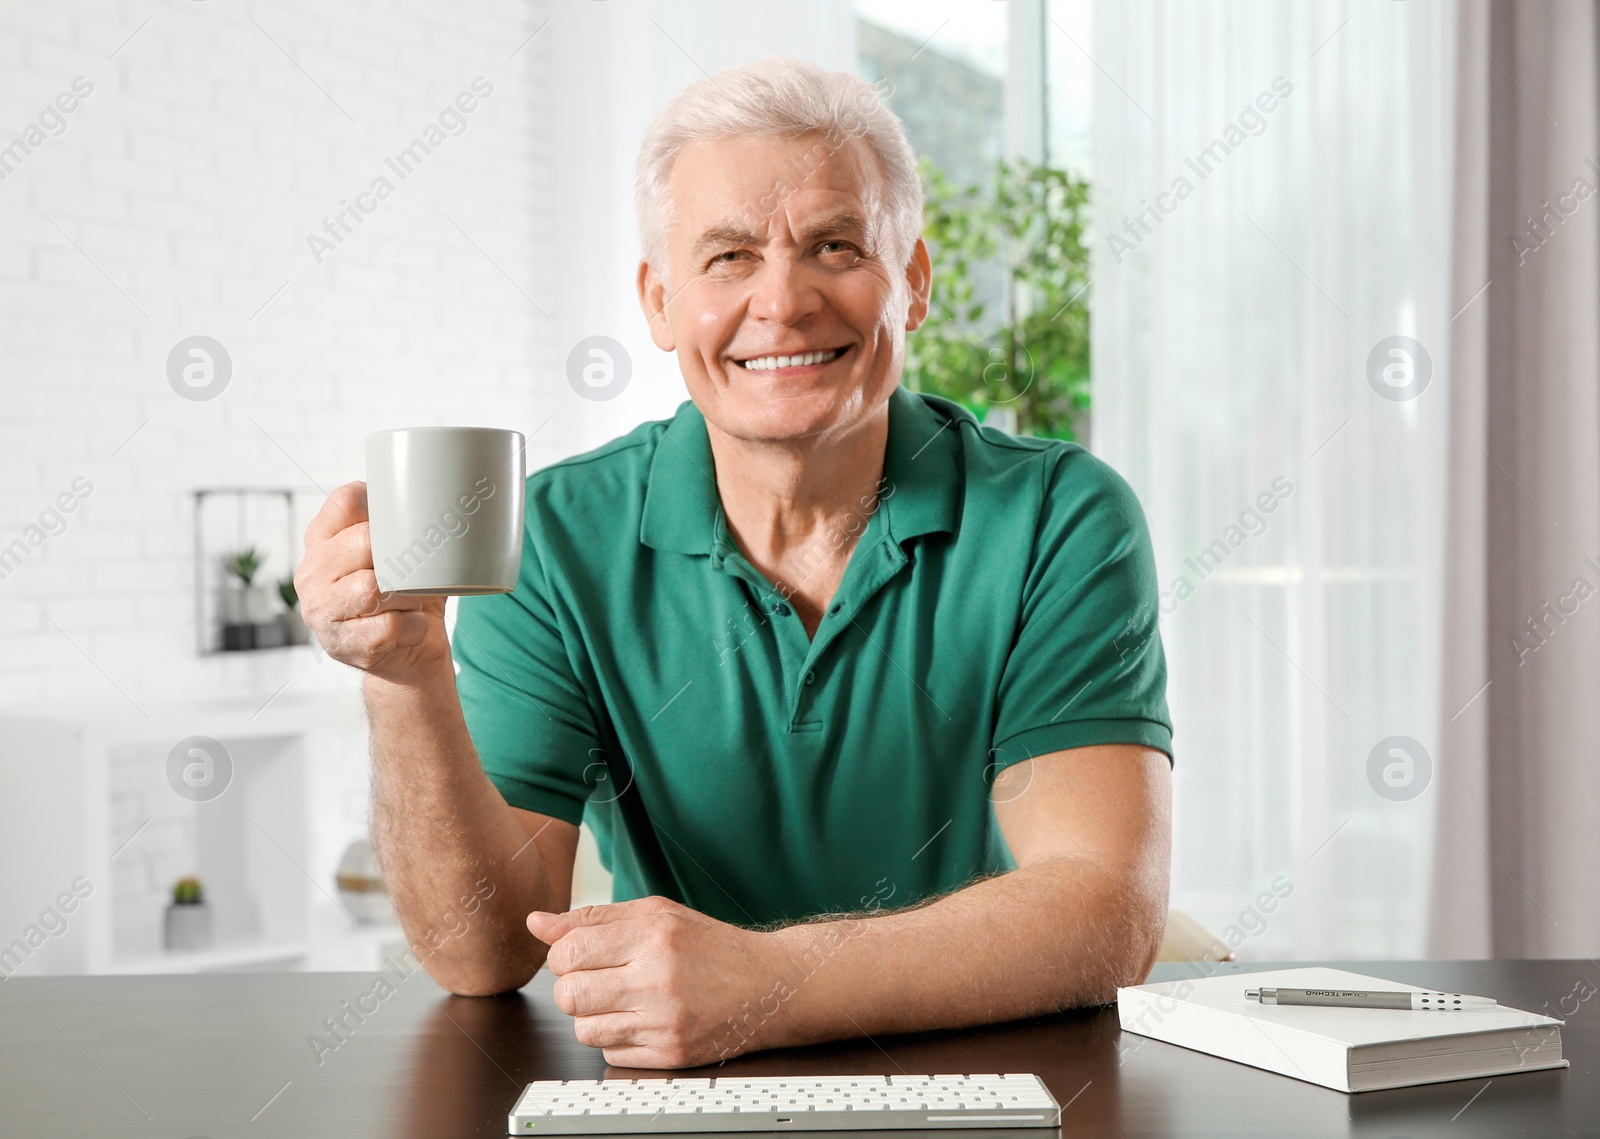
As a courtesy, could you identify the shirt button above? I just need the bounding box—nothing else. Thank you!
[829,603,843,616]
[804,670,816,685]
[773,602,790,616]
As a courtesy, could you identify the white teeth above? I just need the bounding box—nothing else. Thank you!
[739,348,842,371]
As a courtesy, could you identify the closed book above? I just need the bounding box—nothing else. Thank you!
[1117,967,1567,1092]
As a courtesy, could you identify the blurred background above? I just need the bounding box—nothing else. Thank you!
[2,0,1596,979]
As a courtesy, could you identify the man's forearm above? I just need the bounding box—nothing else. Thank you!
[757,856,1164,1051]
[365,664,561,995]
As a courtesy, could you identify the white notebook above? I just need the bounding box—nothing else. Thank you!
[1117,967,1567,1092]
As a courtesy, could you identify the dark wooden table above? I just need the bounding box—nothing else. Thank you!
[1,960,1594,1137]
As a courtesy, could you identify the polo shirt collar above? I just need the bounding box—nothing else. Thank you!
[639,384,963,555]
[879,383,964,545]
[639,398,721,554]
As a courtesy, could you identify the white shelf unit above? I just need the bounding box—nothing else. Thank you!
[0,688,409,976]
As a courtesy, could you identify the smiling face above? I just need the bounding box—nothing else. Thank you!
[637,132,930,445]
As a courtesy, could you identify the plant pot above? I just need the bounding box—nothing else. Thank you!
[216,586,248,625]
[244,585,277,623]
[279,606,310,646]
[163,901,213,952]
[216,584,276,624]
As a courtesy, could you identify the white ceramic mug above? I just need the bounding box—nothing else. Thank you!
[365,427,525,595]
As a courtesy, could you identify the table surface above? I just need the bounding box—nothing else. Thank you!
[1,959,1594,1138]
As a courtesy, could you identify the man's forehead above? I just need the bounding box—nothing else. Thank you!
[668,134,883,242]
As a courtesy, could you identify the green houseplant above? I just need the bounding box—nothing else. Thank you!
[222,547,262,586]
[907,157,1091,440]
[216,545,282,649]
[277,575,310,646]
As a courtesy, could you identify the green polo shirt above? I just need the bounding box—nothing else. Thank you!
[452,385,1171,929]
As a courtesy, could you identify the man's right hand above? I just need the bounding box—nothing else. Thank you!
[294,481,451,688]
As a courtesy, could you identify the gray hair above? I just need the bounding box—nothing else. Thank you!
[634,56,920,286]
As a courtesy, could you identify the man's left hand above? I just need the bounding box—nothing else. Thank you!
[527,896,794,1068]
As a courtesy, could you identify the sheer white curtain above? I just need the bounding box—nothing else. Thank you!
[1090,1,1457,959]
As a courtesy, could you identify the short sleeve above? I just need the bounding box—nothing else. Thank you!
[451,520,601,825]
[989,449,1173,773]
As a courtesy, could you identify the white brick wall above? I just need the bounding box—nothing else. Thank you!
[1,1,857,931]
[0,0,565,708]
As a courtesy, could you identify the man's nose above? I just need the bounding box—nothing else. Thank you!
[747,256,822,324]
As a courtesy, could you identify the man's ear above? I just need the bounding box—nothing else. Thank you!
[903,236,932,332]
[636,258,677,352]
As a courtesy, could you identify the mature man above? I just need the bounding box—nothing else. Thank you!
[296,58,1172,1069]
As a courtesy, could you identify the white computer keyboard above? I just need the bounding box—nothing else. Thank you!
[508,1073,1061,1133]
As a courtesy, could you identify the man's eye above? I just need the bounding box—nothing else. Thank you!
[710,250,744,265]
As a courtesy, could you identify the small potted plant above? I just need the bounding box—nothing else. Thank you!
[217,546,283,649]
[164,875,213,952]
[277,576,310,645]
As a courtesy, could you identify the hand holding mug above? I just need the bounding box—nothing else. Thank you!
[294,482,450,687]
[293,426,526,687]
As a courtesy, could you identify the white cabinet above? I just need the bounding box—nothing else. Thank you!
[0,688,409,976]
